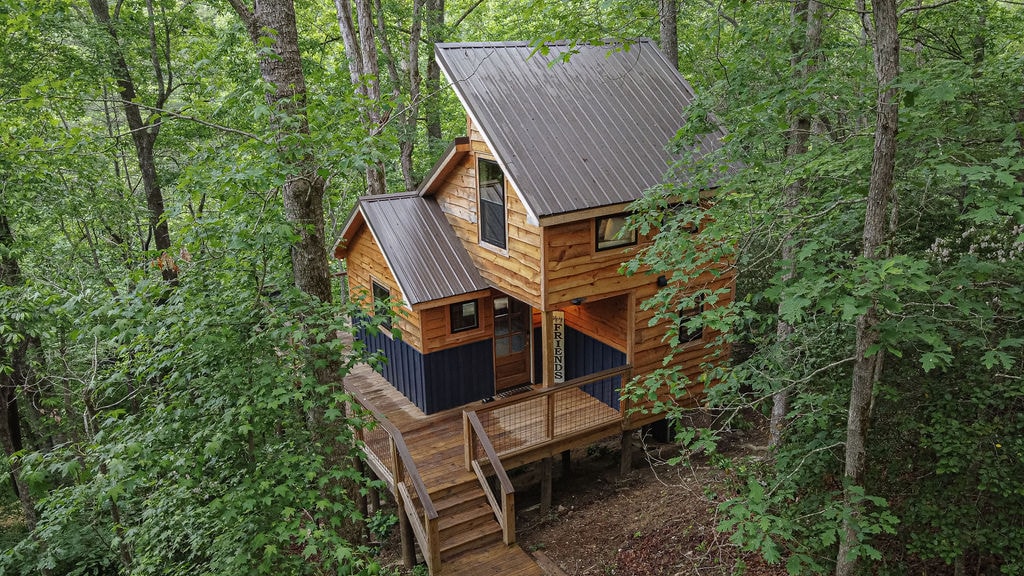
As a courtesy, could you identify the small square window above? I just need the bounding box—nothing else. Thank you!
[679,295,704,344]
[450,299,479,333]
[596,214,637,251]
[371,280,392,332]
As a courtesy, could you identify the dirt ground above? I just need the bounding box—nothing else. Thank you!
[375,425,789,576]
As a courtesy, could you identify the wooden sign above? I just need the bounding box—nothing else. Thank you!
[552,311,565,383]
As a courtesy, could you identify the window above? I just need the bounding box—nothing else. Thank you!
[450,299,479,333]
[371,280,392,332]
[595,214,637,251]
[478,158,507,249]
[679,295,704,344]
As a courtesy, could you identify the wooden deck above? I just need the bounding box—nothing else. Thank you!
[345,363,630,575]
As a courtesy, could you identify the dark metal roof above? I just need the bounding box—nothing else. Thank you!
[357,193,490,306]
[435,40,729,219]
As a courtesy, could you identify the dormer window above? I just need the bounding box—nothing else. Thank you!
[595,214,637,251]
[478,158,507,250]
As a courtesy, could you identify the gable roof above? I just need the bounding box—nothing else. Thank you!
[434,40,729,221]
[337,193,490,307]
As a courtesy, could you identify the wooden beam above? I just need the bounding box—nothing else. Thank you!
[619,430,633,476]
[539,457,553,516]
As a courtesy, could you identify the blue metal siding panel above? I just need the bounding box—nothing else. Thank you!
[422,340,495,414]
[355,316,428,413]
[565,327,625,411]
[531,326,626,410]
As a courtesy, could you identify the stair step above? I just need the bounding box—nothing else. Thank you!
[439,501,497,537]
[440,521,503,560]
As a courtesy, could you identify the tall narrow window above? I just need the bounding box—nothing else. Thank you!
[679,295,704,344]
[371,280,392,332]
[478,158,507,250]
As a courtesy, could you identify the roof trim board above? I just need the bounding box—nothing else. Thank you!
[357,200,415,311]
[417,136,471,196]
[435,49,542,227]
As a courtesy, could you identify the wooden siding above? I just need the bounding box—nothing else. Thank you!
[420,293,495,355]
[560,294,629,352]
[345,224,424,351]
[433,135,543,309]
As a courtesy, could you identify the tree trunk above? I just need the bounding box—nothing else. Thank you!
[230,0,333,303]
[375,0,423,191]
[228,0,360,545]
[0,215,38,531]
[659,0,678,70]
[86,0,177,284]
[335,0,388,195]
[424,0,444,143]
[836,0,899,573]
[770,0,822,449]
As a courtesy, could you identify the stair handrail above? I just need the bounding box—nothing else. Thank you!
[348,387,440,571]
[463,410,516,544]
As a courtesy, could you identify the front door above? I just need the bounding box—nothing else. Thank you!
[493,295,531,391]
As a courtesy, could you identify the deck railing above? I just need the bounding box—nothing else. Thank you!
[464,364,633,462]
[349,389,441,573]
[462,411,516,544]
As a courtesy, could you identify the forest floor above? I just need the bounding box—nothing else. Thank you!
[375,421,789,576]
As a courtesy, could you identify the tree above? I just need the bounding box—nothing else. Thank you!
[227,0,334,303]
[770,0,822,448]
[835,0,898,571]
[86,0,178,284]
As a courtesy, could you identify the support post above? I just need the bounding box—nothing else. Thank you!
[399,505,416,568]
[540,457,553,515]
[561,449,571,476]
[620,429,633,476]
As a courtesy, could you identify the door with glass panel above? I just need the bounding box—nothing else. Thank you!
[493,295,531,391]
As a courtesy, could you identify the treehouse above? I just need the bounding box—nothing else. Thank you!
[333,40,735,574]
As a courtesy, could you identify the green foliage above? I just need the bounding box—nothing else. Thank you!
[622,0,1024,573]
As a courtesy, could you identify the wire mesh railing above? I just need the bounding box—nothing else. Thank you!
[465,365,631,459]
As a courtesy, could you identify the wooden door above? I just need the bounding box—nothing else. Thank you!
[493,296,531,391]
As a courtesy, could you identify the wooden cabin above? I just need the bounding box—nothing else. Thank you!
[334,40,736,574]
[336,40,733,417]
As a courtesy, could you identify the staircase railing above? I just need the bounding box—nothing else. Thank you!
[462,410,516,544]
[349,388,441,573]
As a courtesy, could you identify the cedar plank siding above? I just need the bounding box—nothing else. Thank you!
[542,218,735,412]
[345,225,424,351]
[433,128,543,309]
[419,293,496,355]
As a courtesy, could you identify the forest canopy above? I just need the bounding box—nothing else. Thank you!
[1,0,1022,575]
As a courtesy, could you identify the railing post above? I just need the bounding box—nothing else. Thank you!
[502,489,516,544]
[463,410,474,471]
[545,393,556,440]
[426,513,441,573]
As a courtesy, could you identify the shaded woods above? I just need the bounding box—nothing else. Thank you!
[1,0,1022,574]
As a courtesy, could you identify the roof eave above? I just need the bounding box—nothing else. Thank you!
[333,207,366,259]
[418,137,471,196]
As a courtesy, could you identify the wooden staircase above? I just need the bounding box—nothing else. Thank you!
[433,481,504,561]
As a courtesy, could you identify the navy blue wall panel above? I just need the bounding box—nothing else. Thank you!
[356,318,427,412]
[357,316,495,414]
[422,339,495,414]
[531,326,626,410]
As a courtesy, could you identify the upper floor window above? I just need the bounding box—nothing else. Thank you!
[450,299,479,333]
[595,214,637,251]
[478,158,507,250]
[371,280,392,332]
